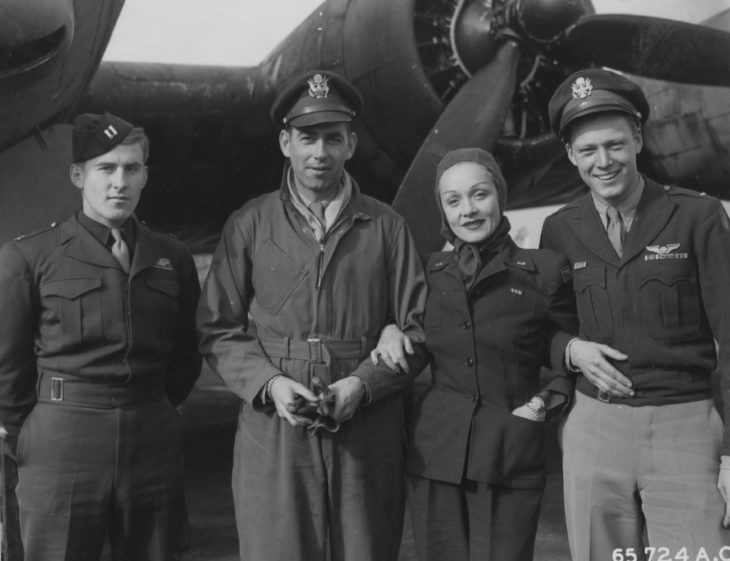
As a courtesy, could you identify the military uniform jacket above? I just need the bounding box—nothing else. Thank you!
[541,178,730,454]
[0,213,202,439]
[196,166,427,408]
[408,239,577,489]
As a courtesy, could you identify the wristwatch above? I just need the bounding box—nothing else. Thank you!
[524,396,546,422]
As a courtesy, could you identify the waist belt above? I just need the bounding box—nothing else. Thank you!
[259,336,373,363]
[37,372,165,408]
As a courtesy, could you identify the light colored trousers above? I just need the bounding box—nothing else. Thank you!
[562,392,730,561]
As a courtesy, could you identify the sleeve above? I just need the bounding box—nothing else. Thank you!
[0,243,39,449]
[196,215,283,405]
[538,226,579,416]
[165,244,203,406]
[694,200,730,455]
[349,220,429,404]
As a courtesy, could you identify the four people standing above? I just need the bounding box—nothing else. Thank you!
[0,66,728,560]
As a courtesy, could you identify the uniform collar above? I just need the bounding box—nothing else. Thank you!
[76,209,136,250]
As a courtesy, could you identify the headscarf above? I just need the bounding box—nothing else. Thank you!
[435,148,512,291]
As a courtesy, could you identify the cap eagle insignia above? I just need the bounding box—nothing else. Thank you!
[308,74,330,99]
[571,77,593,99]
[646,244,681,255]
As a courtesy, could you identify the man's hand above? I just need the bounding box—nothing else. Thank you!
[328,376,366,423]
[370,324,413,373]
[718,457,730,527]
[269,376,319,427]
[569,339,633,397]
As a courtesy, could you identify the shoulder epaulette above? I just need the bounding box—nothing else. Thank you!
[663,185,707,198]
[14,221,59,241]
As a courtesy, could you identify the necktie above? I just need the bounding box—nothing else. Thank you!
[309,201,327,227]
[606,206,625,258]
[110,228,130,273]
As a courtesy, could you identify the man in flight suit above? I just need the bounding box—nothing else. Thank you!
[0,112,201,560]
[541,69,730,560]
[196,70,427,561]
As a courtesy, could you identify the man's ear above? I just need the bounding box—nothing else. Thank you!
[345,131,357,161]
[566,143,577,167]
[69,163,85,189]
[279,128,291,158]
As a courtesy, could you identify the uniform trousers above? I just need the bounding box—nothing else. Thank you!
[408,474,543,561]
[232,397,405,561]
[16,398,185,561]
[562,392,730,561]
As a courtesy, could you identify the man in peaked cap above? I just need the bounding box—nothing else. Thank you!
[197,69,426,560]
[540,68,730,559]
[0,112,201,560]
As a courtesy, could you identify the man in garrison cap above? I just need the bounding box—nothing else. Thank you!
[197,70,426,561]
[0,112,201,560]
[540,68,730,559]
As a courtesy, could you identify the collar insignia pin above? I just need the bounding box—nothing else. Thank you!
[154,258,173,270]
[571,77,593,99]
[308,73,330,99]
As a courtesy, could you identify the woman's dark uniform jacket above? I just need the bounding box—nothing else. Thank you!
[408,238,577,489]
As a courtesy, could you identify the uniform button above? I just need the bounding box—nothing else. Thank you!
[471,394,478,403]
[466,358,474,367]
[462,321,471,329]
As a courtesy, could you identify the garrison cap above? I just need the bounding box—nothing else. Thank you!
[270,70,363,128]
[72,112,134,163]
[548,68,649,138]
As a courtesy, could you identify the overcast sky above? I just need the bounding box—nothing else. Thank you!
[104,0,730,66]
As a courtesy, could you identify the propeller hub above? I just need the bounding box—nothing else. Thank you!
[512,0,586,43]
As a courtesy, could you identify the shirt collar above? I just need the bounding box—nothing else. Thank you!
[591,176,645,229]
[76,210,136,248]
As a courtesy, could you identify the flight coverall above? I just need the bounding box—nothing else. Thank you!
[197,166,427,561]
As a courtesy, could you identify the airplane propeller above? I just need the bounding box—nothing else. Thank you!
[394,0,730,252]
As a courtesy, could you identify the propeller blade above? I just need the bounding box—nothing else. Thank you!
[392,41,521,253]
[562,14,730,87]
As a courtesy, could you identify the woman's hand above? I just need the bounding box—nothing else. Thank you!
[511,396,546,422]
[370,324,413,373]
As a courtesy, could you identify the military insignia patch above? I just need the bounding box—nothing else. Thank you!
[510,288,523,296]
[644,244,688,261]
[573,261,587,270]
[103,125,118,140]
[308,73,330,99]
[154,258,174,270]
[571,77,593,99]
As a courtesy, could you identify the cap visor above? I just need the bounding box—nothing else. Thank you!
[289,111,353,128]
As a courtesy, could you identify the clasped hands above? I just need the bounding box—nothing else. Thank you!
[269,375,365,430]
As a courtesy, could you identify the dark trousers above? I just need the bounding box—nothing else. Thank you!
[409,474,543,561]
[16,398,185,561]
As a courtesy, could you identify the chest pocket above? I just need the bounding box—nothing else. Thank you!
[144,278,180,344]
[40,277,103,345]
[253,239,307,315]
[637,260,701,339]
[475,284,539,336]
[573,264,613,340]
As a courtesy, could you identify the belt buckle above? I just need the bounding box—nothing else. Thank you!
[307,337,323,363]
[596,390,611,403]
[51,377,64,402]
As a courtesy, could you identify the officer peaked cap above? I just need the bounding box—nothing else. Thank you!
[72,112,135,163]
[548,68,649,138]
[270,70,363,128]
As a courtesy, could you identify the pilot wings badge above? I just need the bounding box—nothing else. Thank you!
[308,73,330,99]
[644,243,688,261]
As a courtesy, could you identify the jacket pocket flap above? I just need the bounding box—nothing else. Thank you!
[145,278,180,298]
[41,277,102,300]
